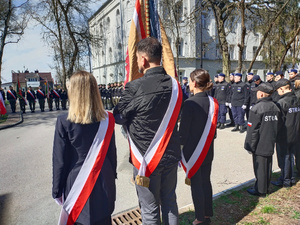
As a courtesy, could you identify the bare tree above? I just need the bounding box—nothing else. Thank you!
[0,0,29,88]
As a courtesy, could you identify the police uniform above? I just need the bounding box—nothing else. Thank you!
[101,85,107,109]
[249,75,263,108]
[7,88,17,113]
[181,77,190,101]
[36,88,46,112]
[244,83,282,196]
[273,79,300,187]
[19,90,26,113]
[231,73,249,132]
[225,75,235,127]
[60,89,68,110]
[209,75,218,97]
[214,73,228,129]
[106,84,113,110]
[27,89,36,113]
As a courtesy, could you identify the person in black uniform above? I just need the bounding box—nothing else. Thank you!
[230,73,249,133]
[101,84,107,109]
[272,71,285,102]
[179,69,217,225]
[225,73,235,127]
[47,88,54,111]
[245,72,254,120]
[288,69,299,90]
[19,89,26,113]
[272,79,300,187]
[106,84,113,110]
[244,83,282,197]
[210,75,218,97]
[7,86,17,113]
[60,88,68,110]
[26,86,36,113]
[266,72,276,88]
[249,75,263,108]
[215,73,228,129]
[53,86,61,110]
[181,77,190,101]
[53,71,116,225]
[36,85,46,112]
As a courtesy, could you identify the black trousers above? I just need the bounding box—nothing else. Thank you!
[9,99,16,112]
[38,99,45,111]
[190,159,213,221]
[61,99,67,109]
[282,143,296,185]
[19,99,26,112]
[47,98,53,110]
[54,98,60,109]
[252,154,272,194]
[28,100,35,111]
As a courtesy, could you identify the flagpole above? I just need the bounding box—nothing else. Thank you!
[145,0,150,37]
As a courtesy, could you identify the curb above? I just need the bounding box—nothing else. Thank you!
[0,112,23,130]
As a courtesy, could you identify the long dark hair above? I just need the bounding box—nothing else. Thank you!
[190,69,213,91]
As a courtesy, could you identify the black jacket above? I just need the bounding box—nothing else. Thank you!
[36,89,46,99]
[113,66,181,167]
[179,92,215,164]
[214,81,229,104]
[53,113,116,224]
[26,90,36,100]
[231,81,249,106]
[7,90,17,100]
[244,97,282,156]
[0,90,5,100]
[277,92,300,145]
[226,81,234,103]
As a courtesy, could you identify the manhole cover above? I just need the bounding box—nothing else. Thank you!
[112,207,142,225]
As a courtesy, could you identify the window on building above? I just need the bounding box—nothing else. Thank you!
[229,45,235,60]
[177,38,184,56]
[106,17,110,28]
[116,9,120,16]
[242,46,247,60]
[202,13,208,29]
[179,70,185,82]
[216,45,221,59]
[109,47,112,63]
[202,43,208,59]
[175,1,183,22]
[252,46,258,59]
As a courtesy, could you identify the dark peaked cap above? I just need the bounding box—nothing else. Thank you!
[252,83,274,94]
[275,79,291,90]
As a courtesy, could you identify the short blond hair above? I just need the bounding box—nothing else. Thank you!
[67,71,106,124]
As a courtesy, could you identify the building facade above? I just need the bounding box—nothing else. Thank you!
[89,0,270,85]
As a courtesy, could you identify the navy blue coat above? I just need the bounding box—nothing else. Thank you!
[52,113,117,225]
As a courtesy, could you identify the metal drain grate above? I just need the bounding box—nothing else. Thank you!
[112,207,142,225]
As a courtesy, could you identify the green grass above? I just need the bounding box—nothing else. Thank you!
[0,114,8,123]
[292,210,300,219]
[261,205,277,214]
[257,216,270,224]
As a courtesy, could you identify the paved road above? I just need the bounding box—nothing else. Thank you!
[0,109,279,224]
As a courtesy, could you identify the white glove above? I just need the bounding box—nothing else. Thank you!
[225,102,229,106]
[55,196,63,206]
[242,105,247,110]
[229,103,232,109]
[250,106,253,110]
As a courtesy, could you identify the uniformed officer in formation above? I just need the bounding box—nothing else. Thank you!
[36,85,46,112]
[266,72,276,88]
[181,77,190,101]
[60,88,68,110]
[230,73,249,133]
[27,86,36,113]
[225,73,235,127]
[210,74,219,97]
[19,88,26,113]
[7,86,17,113]
[215,73,229,129]
[106,83,113,110]
[52,86,61,110]
[245,72,254,119]
[48,88,54,111]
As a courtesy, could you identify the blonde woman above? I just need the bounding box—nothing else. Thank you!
[52,71,116,225]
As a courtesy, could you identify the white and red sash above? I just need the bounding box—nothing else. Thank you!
[58,112,115,225]
[0,93,6,115]
[181,96,219,179]
[27,90,35,99]
[53,90,60,98]
[7,90,16,99]
[37,89,45,97]
[128,76,182,178]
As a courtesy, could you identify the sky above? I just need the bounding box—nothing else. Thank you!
[1,0,106,84]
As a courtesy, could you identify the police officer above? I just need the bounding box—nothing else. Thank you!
[230,73,249,133]
[215,73,228,129]
[272,71,285,102]
[210,75,219,97]
[181,77,190,101]
[244,83,282,197]
[7,86,17,113]
[266,72,276,88]
[245,72,255,120]
[106,83,113,110]
[19,88,26,113]
[60,88,68,110]
[36,85,46,112]
[101,84,107,109]
[288,69,299,90]
[26,86,36,113]
[225,73,235,127]
[250,75,263,108]
[272,79,300,187]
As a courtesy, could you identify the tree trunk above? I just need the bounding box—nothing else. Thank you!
[237,0,245,73]
[247,0,291,72]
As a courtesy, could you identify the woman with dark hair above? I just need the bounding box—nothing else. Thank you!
[52,71,117,225]
[179,69,219,225]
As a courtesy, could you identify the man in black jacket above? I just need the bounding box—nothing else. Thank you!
[7,86,17,113]
[26,86,36,113]
[244,83,282,197]
[36,86,46,112]
[272,79,300,187]
[113,37,181,225]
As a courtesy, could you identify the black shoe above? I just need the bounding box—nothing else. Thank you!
[247,187,266,197]
[271,180,283,187]
[225,122,235,127]
[239,126,246,133]
[23,111,26,113]
[216,122,221,128]
[204,218,211,224]
[219,123,225,129]
[231,125,239,132]
[50,109,53,111]
[283,182,292,188]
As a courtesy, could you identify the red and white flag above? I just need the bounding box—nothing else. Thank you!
[0,93,6,115]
